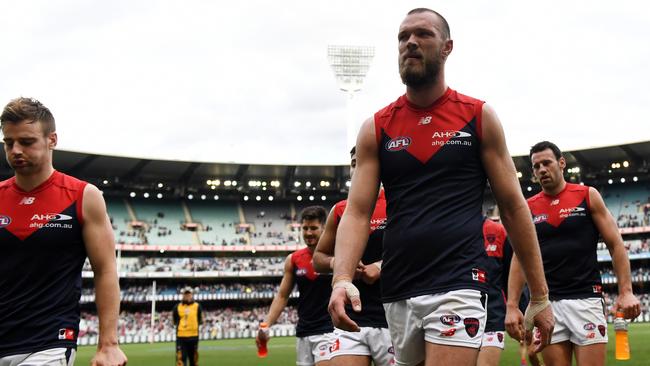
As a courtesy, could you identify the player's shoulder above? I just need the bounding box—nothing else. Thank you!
[526,191,545,205]
[0,176,14,190]
[565,182,591,194]
[52,171,89,192]
[448,88,485,107]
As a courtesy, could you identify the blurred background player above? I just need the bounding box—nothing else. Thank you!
[478,214,509,366]
[173,286,203,366]
[506,141,641,366]
[329,8,553,366]
[257,206,334,366]
[313,147,393,366]
[0,97,127,366]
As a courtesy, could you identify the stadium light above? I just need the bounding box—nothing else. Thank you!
[527,186,532,192]
[200,194,206,200]
[294,181,301,187]
[187,194,194,200]
[306,181,312,188]
[129,192,136,198]
[268,196,274,201]
[255,195,261,201]
[516,172,523,179]
[158,182,164,188]
[633,176,638,182]
[328,45,375,149]
[143,192,150,198]
[608,179,613,184]
[213,195,219,200]
[623,161,629,168]
[103,179,109,185]
[620,178,626,183]
[321,195,327,201]
[243,195,249,201]
[345,180,351,187]
[297,195,303,201]
[309,195,315,201]
[157,193,163,199]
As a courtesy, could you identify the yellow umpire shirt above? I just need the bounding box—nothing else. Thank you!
[174,302,201,338]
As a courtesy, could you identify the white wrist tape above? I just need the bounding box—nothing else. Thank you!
[524,295,551,331]
[333,280,360,300]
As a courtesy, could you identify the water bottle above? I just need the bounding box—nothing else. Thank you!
[257,322,269,358]
[614,311,630,360]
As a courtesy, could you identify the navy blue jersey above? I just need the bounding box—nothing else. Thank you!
[482,218,508,332]
[333,190,388,328]
[291,248,333,337]
[374,88,489,302]
[0,171,87,357]
[528,183,602,300]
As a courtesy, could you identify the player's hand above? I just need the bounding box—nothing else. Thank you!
[91,344,127,366]
[353,262,365,280]
[360,262,380,285]
[616,292,641,320]
[505,304,525,341]
[528,302,554,353]
[328,283,361,332]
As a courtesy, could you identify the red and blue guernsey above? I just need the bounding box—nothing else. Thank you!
[375,88,489,302]
[291,248,333,337]
[527,183,602,300]
[333,190,387,328]
[482,218,509,332]
[0,171,88,357]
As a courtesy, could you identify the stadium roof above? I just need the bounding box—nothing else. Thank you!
[1,141,649,199]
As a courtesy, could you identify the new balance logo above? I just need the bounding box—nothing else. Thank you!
[550,199,559,206]
[19,197,36,205]
[418,116,432,125]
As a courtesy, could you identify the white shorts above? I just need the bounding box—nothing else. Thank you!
[480,331,505,350]
[330,327,394,366]
[296,333,334,366]
[0,348,76,366]
[541,298,608,346]
[383,289,487,366]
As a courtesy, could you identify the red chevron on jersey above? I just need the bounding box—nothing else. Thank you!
[292,247,319,281]
[528,184,590,228]
[483,219,506,258]
[0,171,86,241]
[375,88,483,164]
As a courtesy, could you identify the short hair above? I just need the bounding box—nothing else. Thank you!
[529,141,563,160]
[0,97,56,136]
[407,8,451,40]
[300,206,327,225]
[349,146,356,157]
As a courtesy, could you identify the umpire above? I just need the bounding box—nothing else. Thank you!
[173,287,203,366]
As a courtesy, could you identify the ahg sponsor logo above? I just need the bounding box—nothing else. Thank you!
[31,213,73,221]
[385,137,411,151]
[432,131,471,139]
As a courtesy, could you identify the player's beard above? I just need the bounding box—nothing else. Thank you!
[399,48,443,89]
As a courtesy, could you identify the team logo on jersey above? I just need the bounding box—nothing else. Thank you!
[31,213,73,222]
[532,214,548,224]
[440,314,461,326]
[0,215,10,228]
[418,116,432,125]
[58,328,75,340]
[592,284,602,294]
[550,199,560,206]
[497,333,504,343]
[464,318,480,338]
[385,136,411,151]
[586,332,596,339]
[19,196,36,205]
[388,346,394,355]
[598,325,606,337]
[584,322,596,331]
[296,268,307,276]
[472,268,486,283]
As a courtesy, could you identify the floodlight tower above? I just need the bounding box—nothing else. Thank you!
[327,45,375,150]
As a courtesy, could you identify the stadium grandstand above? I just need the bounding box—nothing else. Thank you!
[2,141,649,345]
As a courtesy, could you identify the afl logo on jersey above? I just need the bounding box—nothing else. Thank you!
[533,214,548,224]
[0,215,11,228]
[385,136,411,151]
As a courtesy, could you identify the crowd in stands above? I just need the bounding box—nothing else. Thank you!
[84,257,285,273]
[79,306,298,341]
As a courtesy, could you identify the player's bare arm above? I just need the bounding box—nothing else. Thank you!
[589,187,641,320]
[83,184,128,366]
[258,254,295,344]
[479,104,553,351]
[505,255,527,341]
[329,117,380,332]
[312,208,339,273]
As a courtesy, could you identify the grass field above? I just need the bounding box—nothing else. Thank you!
[75,323,650,365]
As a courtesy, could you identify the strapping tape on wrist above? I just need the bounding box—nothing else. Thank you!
[333,280,360,299]
[524,295,551,331]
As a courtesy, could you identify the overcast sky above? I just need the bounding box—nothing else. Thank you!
[1,0,649,165]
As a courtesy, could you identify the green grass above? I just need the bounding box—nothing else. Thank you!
[75,323,650,365]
